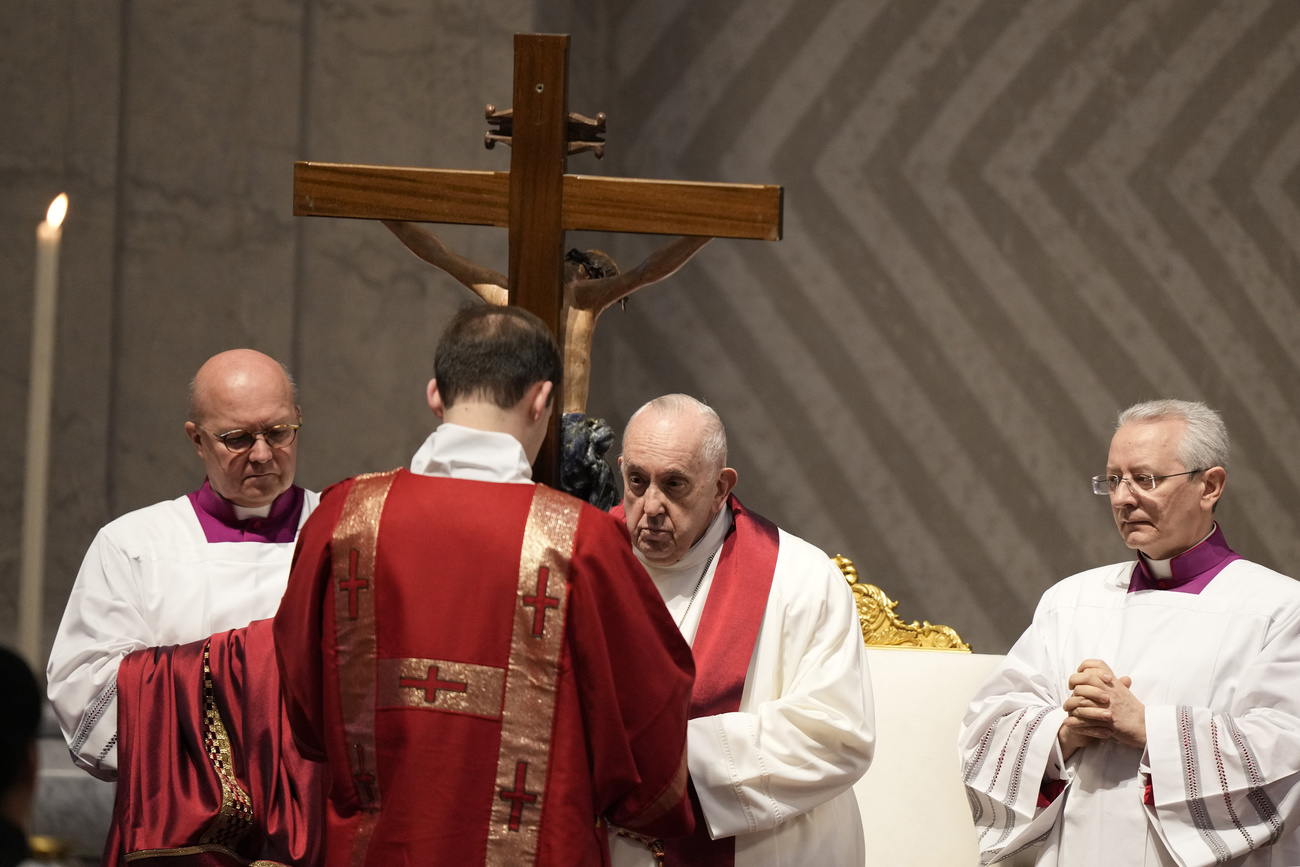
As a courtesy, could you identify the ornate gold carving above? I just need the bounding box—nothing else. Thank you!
[834,555,971,652]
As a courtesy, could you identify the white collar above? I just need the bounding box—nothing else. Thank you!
[231,503,272,520]
[409,422,534,484]
[1140,524,1218,579]
[635,503,733,580]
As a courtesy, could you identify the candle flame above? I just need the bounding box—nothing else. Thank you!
[46,194,68,229]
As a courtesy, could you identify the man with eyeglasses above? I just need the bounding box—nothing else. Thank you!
[47,348,319,781]
[959,399,1300,867]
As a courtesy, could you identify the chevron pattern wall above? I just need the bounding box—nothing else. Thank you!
[554,0,1300,650]
[4,1,1297,655]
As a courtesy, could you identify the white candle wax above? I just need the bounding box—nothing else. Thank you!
[20,193,67,669]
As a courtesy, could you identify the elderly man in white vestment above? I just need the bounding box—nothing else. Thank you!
[47,349,318,779]
[608,394,874,867]
[959,399,1300,867]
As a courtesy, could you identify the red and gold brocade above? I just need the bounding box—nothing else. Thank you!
[274,470,695,866]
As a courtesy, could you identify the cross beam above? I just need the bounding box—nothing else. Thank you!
[292,34,783,486]
[293,166,782,241]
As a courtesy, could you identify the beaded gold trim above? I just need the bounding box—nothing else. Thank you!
[125,842,288,865]
[197,640,255,849]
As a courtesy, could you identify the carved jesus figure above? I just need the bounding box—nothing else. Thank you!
[383,220,711,414]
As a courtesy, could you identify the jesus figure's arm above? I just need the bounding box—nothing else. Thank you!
[382,220,508,305]
[569,236,712,314]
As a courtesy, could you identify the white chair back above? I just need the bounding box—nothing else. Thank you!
[854,648,1031,866]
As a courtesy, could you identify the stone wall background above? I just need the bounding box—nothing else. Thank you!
[4,0,1299,659]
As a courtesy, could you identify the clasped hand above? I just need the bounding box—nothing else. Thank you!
[1057,658,1146,759]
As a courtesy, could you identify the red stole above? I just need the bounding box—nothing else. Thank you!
[613,495,780,866]
[105,618,324,867]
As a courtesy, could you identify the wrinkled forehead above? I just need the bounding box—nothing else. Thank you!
[1107,418,1185,470]
[203,378,298,430]
[622,415,714,479]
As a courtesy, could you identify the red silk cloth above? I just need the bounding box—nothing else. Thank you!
[275,471,695,866]
[611,495,781,866]
[106,618,324,867]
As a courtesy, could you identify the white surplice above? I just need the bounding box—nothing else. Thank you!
[46,489,318,779]
[611,505,875,867]
[959,558,1300,867]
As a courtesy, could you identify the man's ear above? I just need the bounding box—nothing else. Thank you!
[427,378,445,419]
[529,381,554,422]
[184,421,204,455]
[1201,466,1226,510]
[715,467,738,507]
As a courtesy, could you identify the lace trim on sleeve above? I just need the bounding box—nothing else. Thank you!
[70,672,117,758]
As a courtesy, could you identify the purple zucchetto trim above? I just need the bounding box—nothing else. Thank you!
[186,480,304,544]
[1128,523,1240,595]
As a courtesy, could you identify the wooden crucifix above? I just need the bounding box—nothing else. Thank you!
[293,33,783,486]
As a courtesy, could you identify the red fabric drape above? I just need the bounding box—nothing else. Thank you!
[106,618,324,867]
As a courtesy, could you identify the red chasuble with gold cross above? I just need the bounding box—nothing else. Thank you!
[274,469,695,866]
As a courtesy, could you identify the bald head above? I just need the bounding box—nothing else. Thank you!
[619,395,736,565]
[185,349,300,507]
[624,394,728,472]
[188,349,297,427]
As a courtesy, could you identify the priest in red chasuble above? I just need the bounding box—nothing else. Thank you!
[274,306,696,866]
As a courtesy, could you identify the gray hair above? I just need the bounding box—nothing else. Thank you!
[625,394,728,468]
[1116,399,1229,471]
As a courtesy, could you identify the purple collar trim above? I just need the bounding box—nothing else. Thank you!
[186,480,305,544]
[1128,524,1240,594]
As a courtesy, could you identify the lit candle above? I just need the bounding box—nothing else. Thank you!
[20,193,67,668]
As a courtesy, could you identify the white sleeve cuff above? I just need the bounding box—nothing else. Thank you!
[687,713,764,839]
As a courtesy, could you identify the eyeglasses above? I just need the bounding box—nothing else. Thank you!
[1091,469,1202,495]
[201,422,301,455]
